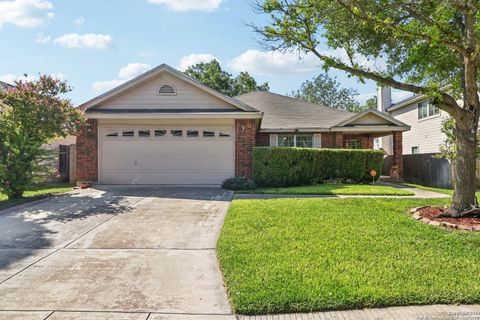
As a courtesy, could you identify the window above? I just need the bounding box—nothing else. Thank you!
[277,134,313,148]
[296,135,313,148]
[154,130,167,137]
[187,130,199,137]
[219,132,231,137]
[171,130,183,137]
[412,146,419,154]
[138,130,151,137]
[203,131,215,137]
[158,84,176,96]
[278,135,295,147]
[122,131,134,137]
[346,140,361,149]
[106,132,118,137]
[418,101,439,119]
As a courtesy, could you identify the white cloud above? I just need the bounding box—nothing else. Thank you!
[147,0,222,12]
[392,89,414,103]
[178,53,218,71]
[73,16,84,26]
[92,62,152,94]
[91,80,125,94]
[229,50,320,76]
[53,33,112,49]
[0,0,53,28]
[118,63,152,79]
[0,73,63,84]
[356,92,376,105]
[35,32,50,44]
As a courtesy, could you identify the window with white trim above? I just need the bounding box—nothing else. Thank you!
[155,130,167,137]
[203,131,215,137]
[418,101,439,119]
[122,131,134,137]
[106,132,118,137]
[346,140,361,149]
[187,130,199,137]
[277,134,313,148]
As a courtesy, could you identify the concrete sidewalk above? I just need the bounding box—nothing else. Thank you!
[235,182,449,200]
[238,304,480,320]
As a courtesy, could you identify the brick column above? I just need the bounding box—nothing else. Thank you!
[334,132,344,148]
[235,119,256,178]
[76,119,98,183]
[391,131,403,178]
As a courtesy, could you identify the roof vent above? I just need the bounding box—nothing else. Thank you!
[158,84,176,96]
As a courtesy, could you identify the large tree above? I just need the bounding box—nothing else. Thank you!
[255,0,480,216]
[291,72,370,112]
[185,59,269,96]
[0,75,83,199]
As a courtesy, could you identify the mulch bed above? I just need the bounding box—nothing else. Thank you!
[411,206,480,231]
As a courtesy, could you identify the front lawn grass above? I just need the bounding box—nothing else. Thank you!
[243,183,414,196]
[217,197,480,314]
[0,183,73,211]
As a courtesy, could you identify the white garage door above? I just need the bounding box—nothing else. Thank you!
[99,125,234,185]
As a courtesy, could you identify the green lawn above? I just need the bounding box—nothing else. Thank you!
[0,183,73,211]
[243,184,414,196]
[217,197,480,314]
[402,183,454,195]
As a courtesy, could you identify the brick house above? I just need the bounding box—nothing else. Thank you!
[77,64,409,185]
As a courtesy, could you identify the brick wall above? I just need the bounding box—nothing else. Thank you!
[76,119,98,183]
[320,133,334,148]
[335,132,344,148]
[392,131,403,176]
[235,119,256,178]
[256,133,270,147]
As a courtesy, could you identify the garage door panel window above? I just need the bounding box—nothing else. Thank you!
[187,130,199,137]
[155,130,167,137]
[122,131,135,137]
[106,132,119,137]
[138,130,151,137]
[171,130,183,137]
[203,131,215,137]
[219,132,231,137]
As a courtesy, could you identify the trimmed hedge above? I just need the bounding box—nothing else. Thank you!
[253,147,384,187]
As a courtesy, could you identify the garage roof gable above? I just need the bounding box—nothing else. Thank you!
[79,64,259,113]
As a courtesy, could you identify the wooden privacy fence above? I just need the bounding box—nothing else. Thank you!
[58,144,76,184]
[383,153,480,189]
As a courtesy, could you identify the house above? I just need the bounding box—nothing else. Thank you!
[76,64,410,185]
[377,86,448,155]
[0,81,13,91]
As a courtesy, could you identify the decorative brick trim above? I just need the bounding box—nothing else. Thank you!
[235,119,256,178]
[76,119,98,183]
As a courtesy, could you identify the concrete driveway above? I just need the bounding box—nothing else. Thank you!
[0,186,234,320]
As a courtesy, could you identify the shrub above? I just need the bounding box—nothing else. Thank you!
[222,176,257,191]
[253,147,384,187]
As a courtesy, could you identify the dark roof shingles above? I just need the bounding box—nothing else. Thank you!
[235,91,353,130]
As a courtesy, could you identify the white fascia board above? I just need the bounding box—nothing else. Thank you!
[86,112,263,120]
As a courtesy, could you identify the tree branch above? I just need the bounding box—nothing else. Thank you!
[336,0,468,56]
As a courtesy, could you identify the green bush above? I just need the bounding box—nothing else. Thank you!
[222,176,257,191]
[253,147,384,187]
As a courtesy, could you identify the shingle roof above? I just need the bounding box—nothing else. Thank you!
[235,91,353,131]
[0,81,13,91]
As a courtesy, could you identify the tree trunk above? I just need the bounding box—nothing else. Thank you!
[451,115,478,215]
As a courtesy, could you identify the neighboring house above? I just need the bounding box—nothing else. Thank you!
[377,86,448,155]
[76,64,410,185]
[0,80,13,91]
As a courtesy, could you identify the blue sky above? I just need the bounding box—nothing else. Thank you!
[0,0,412,106]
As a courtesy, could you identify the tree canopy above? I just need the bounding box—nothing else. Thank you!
[255,0,480,215]
[291,72,371,113]
[184,59,269,97]
[0,75,83,199]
